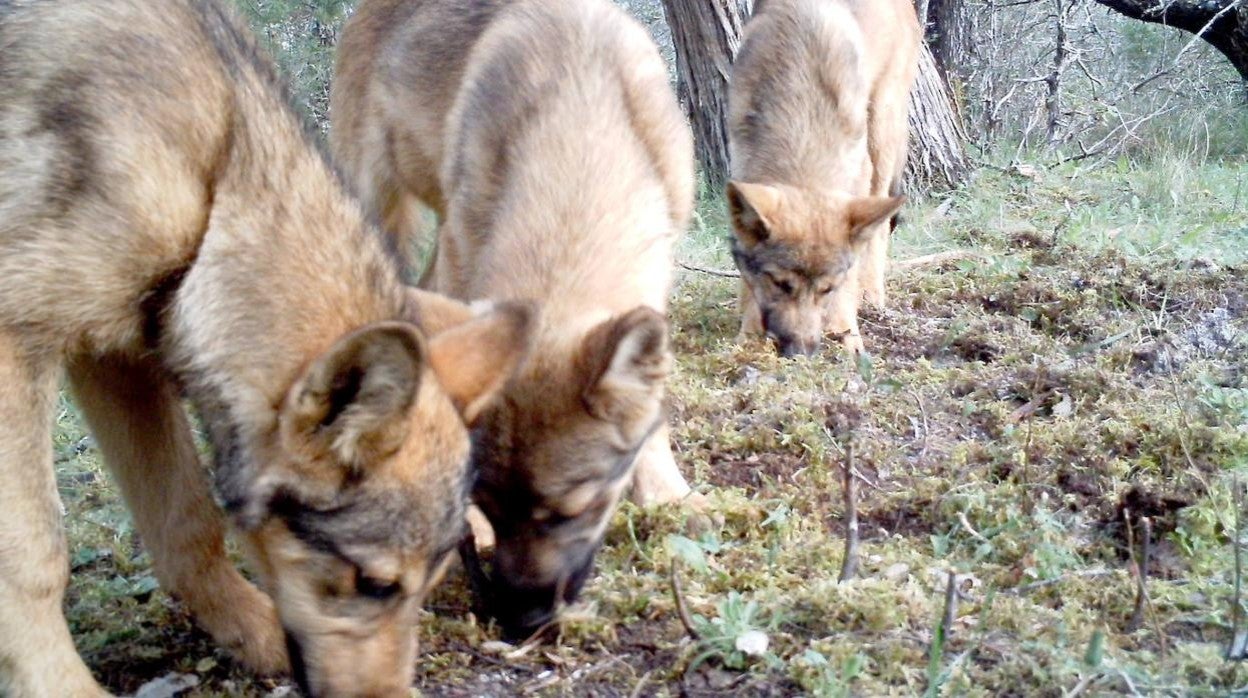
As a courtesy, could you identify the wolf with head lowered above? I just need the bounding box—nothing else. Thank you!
[0,1,534,695]
[333,0,699,640]
[728,0,921,356]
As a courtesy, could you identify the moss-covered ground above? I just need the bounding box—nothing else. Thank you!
[60,159,1248,696]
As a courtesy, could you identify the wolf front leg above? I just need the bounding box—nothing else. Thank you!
[825,264,866,354]
[629,423,705,508]
[736,278,765,343]
[0,336,109,698]
[66,354,287,677]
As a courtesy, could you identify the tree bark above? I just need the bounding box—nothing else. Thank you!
[659,0,752,192]
[1090,0,1248,87]
[925,0,966,80]
[662,0,967,191]
[906,45,971,191]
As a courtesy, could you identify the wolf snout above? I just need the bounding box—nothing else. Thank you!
[774,334,820,357]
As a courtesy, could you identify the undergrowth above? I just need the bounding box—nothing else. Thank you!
[57,158,1248,696]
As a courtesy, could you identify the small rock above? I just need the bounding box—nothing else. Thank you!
[735,629,769,656]
[883,562,911,581]
[131,673,199,698]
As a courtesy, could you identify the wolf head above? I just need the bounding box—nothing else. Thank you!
[466,306,670,641]
[239,292,532,698]
[728,181,904,357]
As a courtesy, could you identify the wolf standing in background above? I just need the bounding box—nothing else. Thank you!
[0,1,533,695]
[333,0,698,640]
[728,0,920,356]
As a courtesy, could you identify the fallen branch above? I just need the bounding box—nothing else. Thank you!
[670,562,700,640]
[839,442,860,583]
[677,261,739,278]
[895,250,983,269]
[1009,568,1114,595]
[1230,479,1246,660]
[1125,515,1166,654]
[457,533,493,621]
[679,250,982,279]
[942,569,960,637]
[1125,509,1146,632]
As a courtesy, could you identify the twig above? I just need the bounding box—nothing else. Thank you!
[1010,568,1114,595]
[942,570,960,637]
[670,562,700,640]
[677,261,739,278]
[681,251,982,279]
[1125,510,1146,632]
[1126,516,1168,655]
[910,389,930,462]
[1173,0,1243,67]
[1230,478,1246,660]
[1009,388,1056,423]
[627,670,654,698]
[1067,673,1099,697]
[958,511,990,544]
[839,442,860,583]
[1164,359,1211,496]
[457,533,493,620]
[895,250,983,269]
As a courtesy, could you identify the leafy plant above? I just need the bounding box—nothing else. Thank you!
[689,592,784,672]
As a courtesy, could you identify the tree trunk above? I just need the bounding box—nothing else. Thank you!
[663,0,968,192]
[1045,0,1071,146]
[925,0,966,80]
[659,0,752,192]
[906,45,971,191]
[1090,0,1248,88]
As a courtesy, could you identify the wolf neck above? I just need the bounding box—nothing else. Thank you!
[168,94,406,515]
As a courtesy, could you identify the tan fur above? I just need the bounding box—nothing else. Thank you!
[728,0,920,355]
[333,0,698,640]
[0,2,532,696]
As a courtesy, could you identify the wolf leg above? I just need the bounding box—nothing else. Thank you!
[630,423,703,507]
[66,354,287,676]
[736,279,763,343]
[825,265,865,354]
[860,227,890,307]
[0,335,107,697]
[862,86,913,308]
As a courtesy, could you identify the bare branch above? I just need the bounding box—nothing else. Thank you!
[839,442,861,583]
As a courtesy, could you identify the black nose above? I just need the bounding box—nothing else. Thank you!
[777,336,819,357]
[284,631,312,697]
[491,555,595,642]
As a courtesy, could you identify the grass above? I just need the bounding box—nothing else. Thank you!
[57,156,1248,696]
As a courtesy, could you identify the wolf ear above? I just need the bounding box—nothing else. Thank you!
[727,181,782,246]
[404,287,479,335]
[426,301,534,425]
[582,307,671,434]
[846,195,906,244]
[281,322,424,469]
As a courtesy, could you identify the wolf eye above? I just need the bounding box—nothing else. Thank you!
[355,573,402,601]
[765,274,794,295]
[816,284,834,296]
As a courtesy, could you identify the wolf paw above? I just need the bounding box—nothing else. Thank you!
[841,332,865,355]
[862,283,887,307]
[190,572,288,675]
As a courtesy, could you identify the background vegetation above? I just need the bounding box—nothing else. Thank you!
[57,0,1248,695]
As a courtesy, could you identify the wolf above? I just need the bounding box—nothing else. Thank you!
[0,1,532,696]
[332,0,698,640]
[727,0,920,356]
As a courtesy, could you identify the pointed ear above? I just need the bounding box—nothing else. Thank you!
[404,287,480,335]
[846,195,906,244]
[581,307,671,432]
[727,181,782,247]
[426,301,534,425]
[281,322,424,469]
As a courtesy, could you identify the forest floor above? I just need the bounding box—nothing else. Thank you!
[61,157,1248,696]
